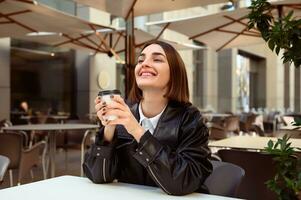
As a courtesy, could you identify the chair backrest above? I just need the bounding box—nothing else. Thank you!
[0,132,23,169]
[218,149,278,200]
[209,126,228,140]
[0,155,10,182]
[223,116,240,133]
[204,160,245,197]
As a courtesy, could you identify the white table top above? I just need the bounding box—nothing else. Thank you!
[209,136,301,151]
[280,126,301,131]
[0,176,240,200]
[20,115,69,120]
[2,124,99,131]
[202,113,231,117]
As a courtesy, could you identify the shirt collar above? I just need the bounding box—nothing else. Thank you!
[138,102,166,129]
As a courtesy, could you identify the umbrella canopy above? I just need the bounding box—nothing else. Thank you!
[74,0,232,18]
[0,0,114,38]
[73,0,234,94]
[146,0,301,51]
[17,28,204,56]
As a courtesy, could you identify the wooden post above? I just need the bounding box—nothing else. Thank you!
[125,9,135,98]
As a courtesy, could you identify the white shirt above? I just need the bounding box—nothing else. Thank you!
[138,103,166,134]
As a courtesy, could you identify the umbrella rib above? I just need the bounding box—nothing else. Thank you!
[81,33,107,51]
[113,31,124,50]
[125,0,138,20]
[223,15,249,27]
[189,16,246,40]
[217,29,260,37]
[0,11,37,32]
[135,22,171,49]
[3,10,31,17]
[92,34,109,55]
[216,26,249,51]
[10,0,36,5]
[54,33,94,47]
[0,21,11,24]
[62,34,106,53]
[155,22,170,40]
[89,24,112,52]
[89,24,123,61]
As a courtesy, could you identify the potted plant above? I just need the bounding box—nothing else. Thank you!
[247,0,301,67]
[264,134,301,199]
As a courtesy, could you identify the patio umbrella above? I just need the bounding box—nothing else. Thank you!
[146,0,301,51]
[0,0,115,54]
[74,0,233,94]
[73,0,232,18]
[17,28,205,61]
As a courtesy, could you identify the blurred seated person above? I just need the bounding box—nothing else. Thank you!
[11,100,32,125]
[20,101,31,115]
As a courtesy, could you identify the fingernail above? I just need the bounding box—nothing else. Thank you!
[110,95,114,99]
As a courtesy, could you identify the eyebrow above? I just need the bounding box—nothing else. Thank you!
[139,52,166,57]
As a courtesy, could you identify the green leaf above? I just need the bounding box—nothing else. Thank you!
[285,10,294,21]
[268,39,275,51]
[275,46,281,55]
[267,140,274,148]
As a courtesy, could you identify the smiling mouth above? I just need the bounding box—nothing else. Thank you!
[139,71,157,77]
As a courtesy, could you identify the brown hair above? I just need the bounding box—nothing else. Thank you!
[128,40,190,104]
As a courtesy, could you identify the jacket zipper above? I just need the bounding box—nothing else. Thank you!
[103,158,107,182]
[148,166,171,195]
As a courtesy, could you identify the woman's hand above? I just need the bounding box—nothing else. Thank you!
[104,95,145,142]
[95,96,116,142]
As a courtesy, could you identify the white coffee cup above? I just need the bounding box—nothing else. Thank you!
[98,89,121,121]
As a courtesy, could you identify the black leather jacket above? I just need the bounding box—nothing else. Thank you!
[83,101,212,196]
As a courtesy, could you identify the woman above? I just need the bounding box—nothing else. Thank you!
[83,41,212,196]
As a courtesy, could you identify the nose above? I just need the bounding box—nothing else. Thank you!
[141,58,151,68]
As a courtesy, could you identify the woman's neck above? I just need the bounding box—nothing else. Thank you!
[141,91,168,118]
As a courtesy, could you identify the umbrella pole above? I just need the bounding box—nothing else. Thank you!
[125,9,135,98]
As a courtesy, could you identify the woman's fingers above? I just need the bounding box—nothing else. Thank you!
[96,107,110,126]
[106,100,127,112]
[94,96,101,104]
[95,101,106,112]
[103,109,128,119]
[112,95,127,107]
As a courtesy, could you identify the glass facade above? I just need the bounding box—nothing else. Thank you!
[37,0,76,15]
[10,39,75,123]
[236,54,250,112]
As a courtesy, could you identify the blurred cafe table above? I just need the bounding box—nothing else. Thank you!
[209,136,301,151]
[202,113,231,122]
[276,125,301,139]
[0,175,241,200]
[20,115,70,123]
[3,124,99,178]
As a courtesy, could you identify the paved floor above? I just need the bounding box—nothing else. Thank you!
[0,148,82,189]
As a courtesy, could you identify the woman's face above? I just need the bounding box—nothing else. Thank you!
[135,44,170,92]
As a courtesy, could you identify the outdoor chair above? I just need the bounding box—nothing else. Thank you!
[223,116,240,134]
[218,149,278,200]
[0,119,12,132]
[239,113,257,133]
[0,155,10,184]
[0,131,46,186]
[204,160,245,197]
[209,125,229,140]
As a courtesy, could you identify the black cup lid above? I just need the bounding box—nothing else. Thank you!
[98,89,121,96]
